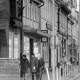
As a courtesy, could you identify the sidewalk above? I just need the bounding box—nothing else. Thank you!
[42,71,52,80]
[20,70,53,80]
[67,66,80,80]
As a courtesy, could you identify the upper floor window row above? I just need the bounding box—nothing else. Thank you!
[23,0,40,23]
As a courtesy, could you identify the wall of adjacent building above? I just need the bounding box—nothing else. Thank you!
[0,0,10,58]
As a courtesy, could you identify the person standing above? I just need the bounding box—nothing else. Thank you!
[38,54,45,80]
[30,53,38,80]
[21,54,30,80]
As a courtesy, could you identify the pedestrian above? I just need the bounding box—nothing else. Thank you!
[21,54,30,80]
[38,54,45,80]
[30,53,38,80]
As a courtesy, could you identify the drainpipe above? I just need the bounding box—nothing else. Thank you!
[57,6,60,33]
[51,0,55,80]
[71,19,74,71]
[56,5,60,80]
[66,16,69,78]
[20,0,24,77]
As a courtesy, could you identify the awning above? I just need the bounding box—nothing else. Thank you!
[23,29,50,38]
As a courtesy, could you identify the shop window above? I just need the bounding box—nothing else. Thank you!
[34,41,39,58]
[9,32,13,58]
[9,31,20,59]
[43,43,49,62]
[24,36,30,60]
[14,33,20,58]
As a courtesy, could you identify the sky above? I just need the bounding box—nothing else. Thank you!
[76,0,79,11]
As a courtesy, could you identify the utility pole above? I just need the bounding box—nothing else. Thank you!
[51,0,55,80]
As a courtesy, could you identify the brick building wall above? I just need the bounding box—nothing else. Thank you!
[0,0,10,58]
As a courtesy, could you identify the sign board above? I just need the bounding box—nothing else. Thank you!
[0,59,20,80]
[46,22,52,31]
[41,30,48,42]
[41,37,48,42]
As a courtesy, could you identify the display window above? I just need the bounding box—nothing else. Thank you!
[42,43,49,62]
[34,41,39,58]
[9,31,20,59]
[24,36,30,60]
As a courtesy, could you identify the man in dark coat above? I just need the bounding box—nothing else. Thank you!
[21,54,30,80]
[30,53,38,80]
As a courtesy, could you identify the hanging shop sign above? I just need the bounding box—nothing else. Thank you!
[41,30,48,42]
[46,22,52,31]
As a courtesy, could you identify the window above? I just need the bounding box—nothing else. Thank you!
[9,32,13,58]
[43,43,49,62]
[41,0,52,22]
[14,33,20,58]
[34,41,39,57]
[24,36,30,60]
[59,9,67,33]
[9,31,20,59]
[23,0,39,29]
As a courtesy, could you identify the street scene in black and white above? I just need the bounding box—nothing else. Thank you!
[0,0,80,80]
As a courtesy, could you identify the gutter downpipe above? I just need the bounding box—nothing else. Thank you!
[56,5,60,80]
[51,0,55,80]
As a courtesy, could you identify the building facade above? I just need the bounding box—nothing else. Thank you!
[0,0,79,80]
[10,0,52,79]
[40,0,53,68]
[54,0,79,80]
[22,0,52,67]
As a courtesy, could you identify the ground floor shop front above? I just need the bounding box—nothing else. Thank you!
[0,28,51,80]
[9,28,50,62]
[8,27,51,79]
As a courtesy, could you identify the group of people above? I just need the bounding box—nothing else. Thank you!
[21,53,45,80]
